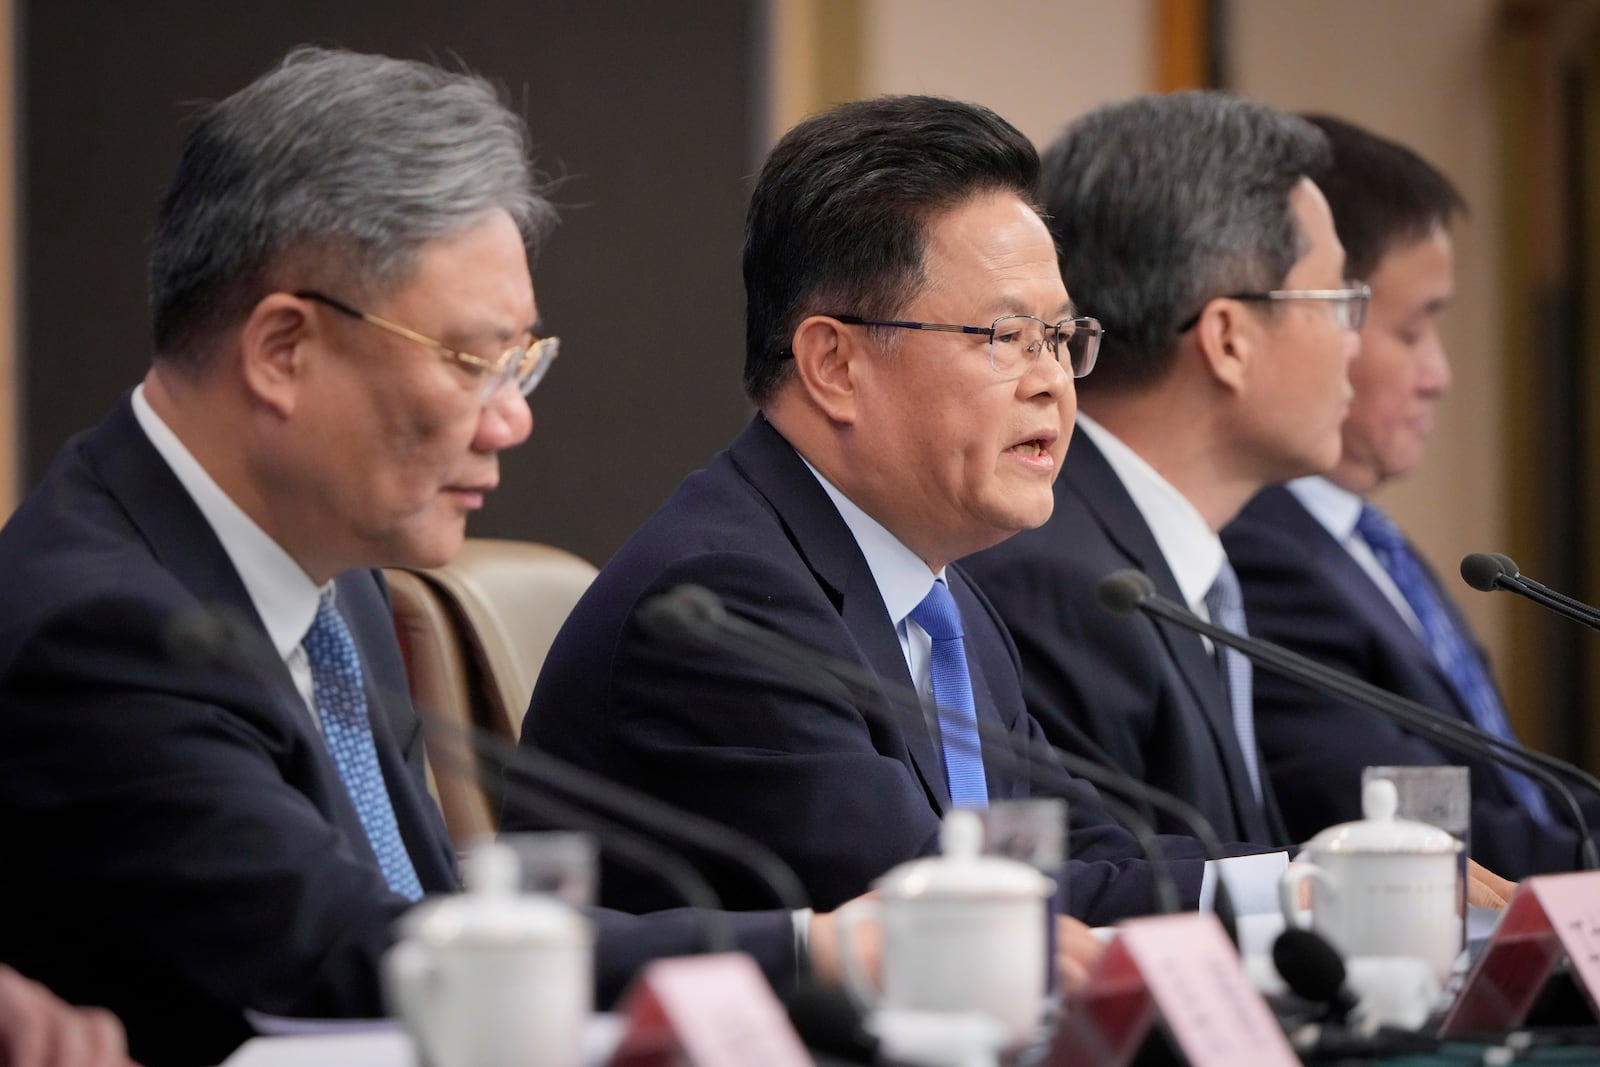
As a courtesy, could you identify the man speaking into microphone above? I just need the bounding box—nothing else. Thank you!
[514,94,1269,925]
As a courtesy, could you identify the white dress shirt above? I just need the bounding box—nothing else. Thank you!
[1075,414,1227,625]
[1286,476,1424,635]
[800,457,946,701]
[131,384,326,724]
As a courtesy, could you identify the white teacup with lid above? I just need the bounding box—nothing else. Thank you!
[383,840,593,1067]
[1279,778,1463,984]
[839,809,1055,1046]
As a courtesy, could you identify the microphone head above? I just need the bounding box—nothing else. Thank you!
[162,605,259,668]
[1460,552,1514,591]
[1096,570,1157,616]
[1490,552,1521,578]
[1273,927,1351,1013]
[636,583,728,641]
[783,981,878,1062]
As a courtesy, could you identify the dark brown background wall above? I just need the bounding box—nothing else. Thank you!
[20,1,760,566]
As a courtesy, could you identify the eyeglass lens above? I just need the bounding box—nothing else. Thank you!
[989,315,1098,377]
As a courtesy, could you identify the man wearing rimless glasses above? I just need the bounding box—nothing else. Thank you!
[514,92,1281,929]
[965,91,1366,860]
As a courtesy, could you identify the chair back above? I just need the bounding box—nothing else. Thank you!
[385,538,599,846]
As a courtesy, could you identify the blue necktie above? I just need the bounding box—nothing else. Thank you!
[304,590,426,900]
[909,579,989,809]
[1204,559,1263,802]
[1356,504,1554,825]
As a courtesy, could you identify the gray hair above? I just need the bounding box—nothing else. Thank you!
[149,46,555,368]
[1040,91,1329,393]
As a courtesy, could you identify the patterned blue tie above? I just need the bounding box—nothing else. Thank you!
[1204,559,1263,802]
[1356,504,1555,825]
[909,579,989,809]
[304,590,426,900]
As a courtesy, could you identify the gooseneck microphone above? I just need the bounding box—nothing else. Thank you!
[1461,551,1600,631]
[1272,927,1358,1023]
[1098,569,1600,871]
[637,582,1254,931]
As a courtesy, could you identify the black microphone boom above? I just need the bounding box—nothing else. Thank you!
[639,583,1252,930]
[1461,551,1600,631]
[1098,568,1600,871]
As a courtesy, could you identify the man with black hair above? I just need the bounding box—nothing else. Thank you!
[516,93,1239,926]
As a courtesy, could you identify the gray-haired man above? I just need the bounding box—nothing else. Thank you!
[0,47,836,1066]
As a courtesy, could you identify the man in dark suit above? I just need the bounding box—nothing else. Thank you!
[963,93,1360,849]
[514,95,1267,926]
[1222,117,1592,875]
[0,47,818,1067]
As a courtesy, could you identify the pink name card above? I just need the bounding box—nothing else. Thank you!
[1048,912,1298,1067]
[607,952,813,1067]
[1442,871,1600,1034]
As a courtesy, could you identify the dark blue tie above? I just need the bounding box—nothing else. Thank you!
[909,579,989,809]
[1204,559,1263,802]
[304,590,426,900]
[1356,504,1554,825]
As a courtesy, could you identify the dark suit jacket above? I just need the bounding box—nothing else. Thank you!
[963,431,1289,848]
[0,397,795,1066]
[511,416,1206,924]
[1222,484,1596,874]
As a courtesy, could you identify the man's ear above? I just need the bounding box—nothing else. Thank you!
[1190,298,1256,395]
[237,292,317,418]
[789,314,865,424]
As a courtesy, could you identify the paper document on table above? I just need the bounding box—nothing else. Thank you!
[224,1029,413,1067]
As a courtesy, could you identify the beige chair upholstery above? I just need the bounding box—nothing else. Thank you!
[384,538,599,848]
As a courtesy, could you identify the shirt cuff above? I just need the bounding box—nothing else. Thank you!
[791,907,813,982]
[1198,851,1289,914]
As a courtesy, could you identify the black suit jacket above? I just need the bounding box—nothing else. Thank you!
[0,397,795,1066]
[511,416,1206,924]
[1223,484,1596,874]
[963,431,1288,847]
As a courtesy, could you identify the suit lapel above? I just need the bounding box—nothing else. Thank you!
[728,416,952,812]
[85,398,307,715]
[1063,435,1271,838]
[86,394,457,889]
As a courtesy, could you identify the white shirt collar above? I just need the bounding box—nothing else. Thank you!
[1285,475,1365,541]
[1074,412,1225,613]
[131,384,323,660]
[797,456,942,625]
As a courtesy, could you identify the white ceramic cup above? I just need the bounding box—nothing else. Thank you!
[1280,779,1462,984]
[838,810,1054,1047]
[384,843,593,1067]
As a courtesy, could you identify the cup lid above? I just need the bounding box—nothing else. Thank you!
[1302,779,1462,855]
[872,810,1054,900]
[396,842,591,948]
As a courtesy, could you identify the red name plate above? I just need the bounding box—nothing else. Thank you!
[607,952,813,1067]
[1441,871,1600,1035]
[1047,913,1298,1067]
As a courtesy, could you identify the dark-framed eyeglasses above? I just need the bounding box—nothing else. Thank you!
[294,289,559,403]
[1176,282,1371,334]
[828,313,1101,378]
